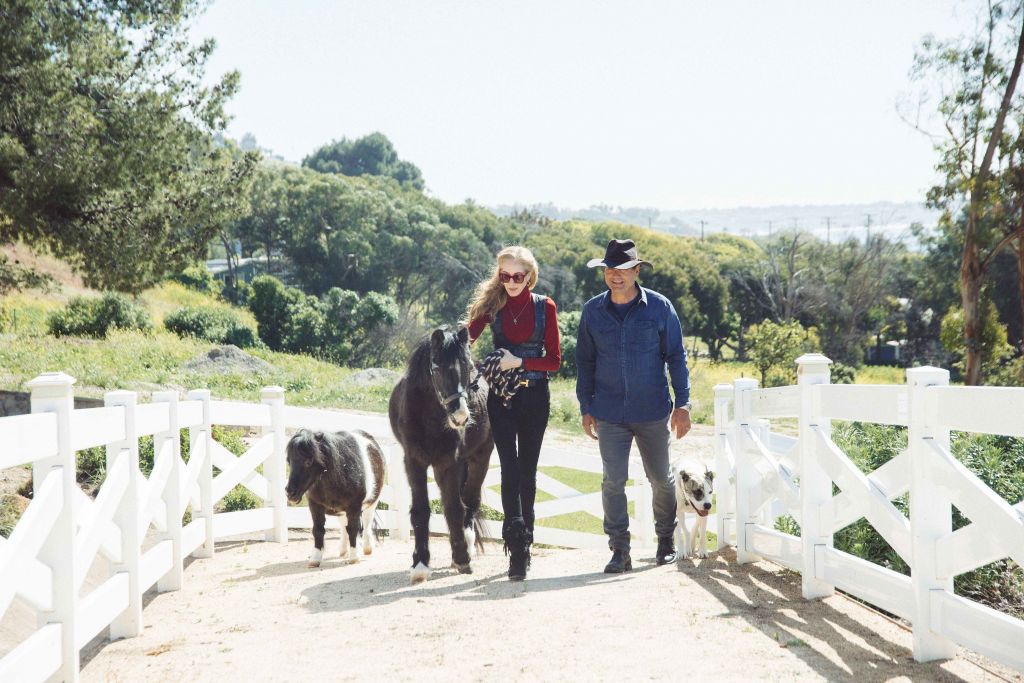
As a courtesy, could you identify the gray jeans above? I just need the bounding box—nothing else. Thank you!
[597,417,677,551]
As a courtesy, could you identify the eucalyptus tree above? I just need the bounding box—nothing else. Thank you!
[909,0,1024,383]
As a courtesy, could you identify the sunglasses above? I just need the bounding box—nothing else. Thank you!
[499,271,528,284]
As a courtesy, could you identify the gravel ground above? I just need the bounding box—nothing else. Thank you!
[80,534,1017,682]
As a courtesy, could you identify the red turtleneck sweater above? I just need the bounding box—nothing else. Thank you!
[468,289,561,373]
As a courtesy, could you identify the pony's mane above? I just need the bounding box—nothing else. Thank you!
[404,327,471,387]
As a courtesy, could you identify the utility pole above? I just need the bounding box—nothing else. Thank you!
[767,220,773,237]
[864,214,873,244]
[823,216,833,244]
[699,219,707,242]
[792,217,799,231]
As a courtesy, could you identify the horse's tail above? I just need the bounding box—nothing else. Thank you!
[471,508,486,553]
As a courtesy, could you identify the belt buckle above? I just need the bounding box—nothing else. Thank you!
[519,379,530,387]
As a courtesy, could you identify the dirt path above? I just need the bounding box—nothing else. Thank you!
[81,534,1016,682]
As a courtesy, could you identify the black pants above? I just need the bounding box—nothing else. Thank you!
[487,382,550,536]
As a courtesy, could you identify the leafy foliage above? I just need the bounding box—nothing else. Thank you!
[303,132,425,190]
[746,319,821,386]
[171,265,223,296]
[48,293,152,338]
[164,306,260,348]
[247,275,400,366]
[0,0,257,291]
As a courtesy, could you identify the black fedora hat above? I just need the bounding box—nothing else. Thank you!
[586,239,653,270]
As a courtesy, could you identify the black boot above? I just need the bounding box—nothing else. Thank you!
[656,536,677,565]
[604,548,632,574]
[504,520,529,581]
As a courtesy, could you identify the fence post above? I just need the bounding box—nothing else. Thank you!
[104,390,142,639]
[153,391,183,592]
[713,383,733,550]
[796,353,834,600]
[907,366,956,661]
[186,389,214,558]
[28,372,79,682]
[261,386,288,543]
[388,447,410,541]
[733,377,760,564]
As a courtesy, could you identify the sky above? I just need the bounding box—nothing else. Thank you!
[191,0,968,211]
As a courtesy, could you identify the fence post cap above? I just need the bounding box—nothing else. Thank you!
[906,366,950,385]
[713,383,733,396]
[26,371,76,391]
[795,353,832,367]
[185,388,211,400]
[104,389,138,404]
[260,386,285,400]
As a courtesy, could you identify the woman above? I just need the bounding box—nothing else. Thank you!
[465,246,560,581]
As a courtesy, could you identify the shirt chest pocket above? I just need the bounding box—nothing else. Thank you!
[631,320,660,353]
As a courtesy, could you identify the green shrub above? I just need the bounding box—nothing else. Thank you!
[830,362,856,384]
[221,485,261,512]
[48,292,152,338]
[171,265,222,296]
[164,306,259,348]
[1,495,23,538]
[557,310,581,379]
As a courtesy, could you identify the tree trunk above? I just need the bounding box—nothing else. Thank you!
[961,247,984,385]
[1018,235,1024,352]
[961,8,1024,385]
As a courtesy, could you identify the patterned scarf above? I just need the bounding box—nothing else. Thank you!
[478,350,526,408]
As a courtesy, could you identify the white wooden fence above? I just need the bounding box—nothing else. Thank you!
[713,354,1024,674]
[0,372,651,682]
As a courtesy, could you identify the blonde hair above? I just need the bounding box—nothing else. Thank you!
[464,246,540,324]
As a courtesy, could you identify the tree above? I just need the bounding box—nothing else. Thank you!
[0,0,257,292]
[910,1,1024,383]
[303,133,425,190]
[746,319,821,387]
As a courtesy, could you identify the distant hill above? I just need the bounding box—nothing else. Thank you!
[492,200,940,246]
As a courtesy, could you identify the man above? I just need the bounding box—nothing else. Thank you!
[575,238,691,573]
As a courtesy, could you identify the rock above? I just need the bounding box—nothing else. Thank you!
[183,346,274,375]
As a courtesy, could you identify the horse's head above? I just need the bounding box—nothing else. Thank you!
[429,325,473,430]
[285,429,328,504]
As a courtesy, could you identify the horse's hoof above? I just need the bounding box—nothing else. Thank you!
[410,562,430,584]
[308,549,323,568]
[363,547,373,556]
[453,562,473,575]
[308,560,321,568]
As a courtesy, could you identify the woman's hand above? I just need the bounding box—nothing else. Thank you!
[498,348,523,371]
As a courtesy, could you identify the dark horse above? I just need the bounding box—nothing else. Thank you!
[388,325,493,583]
[285,429,386,567]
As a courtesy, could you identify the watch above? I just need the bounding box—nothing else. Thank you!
[679,402,692,411]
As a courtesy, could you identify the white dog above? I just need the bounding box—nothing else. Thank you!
[672,459,715,559]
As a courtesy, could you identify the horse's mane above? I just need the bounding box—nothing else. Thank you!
[404,327,471,388]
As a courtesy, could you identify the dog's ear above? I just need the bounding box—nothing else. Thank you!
[705,469,715,483]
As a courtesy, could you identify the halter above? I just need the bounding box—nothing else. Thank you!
[432,362,481,409]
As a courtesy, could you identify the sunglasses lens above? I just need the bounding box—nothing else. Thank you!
[499,272,526,283]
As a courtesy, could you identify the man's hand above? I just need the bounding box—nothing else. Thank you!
[582,414,599,440]
[498,348,522,371]
[671,407,692,439]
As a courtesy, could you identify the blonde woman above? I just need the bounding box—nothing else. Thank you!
[465,246,560,581]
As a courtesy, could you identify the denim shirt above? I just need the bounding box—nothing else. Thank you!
[575,286,690,423]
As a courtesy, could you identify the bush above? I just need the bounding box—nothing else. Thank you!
[48,292,152,338]
[164,306,259,348]
[171,264,222,296]
[220,485,261,512]
[557,310,581,379]
[830,362,856,384]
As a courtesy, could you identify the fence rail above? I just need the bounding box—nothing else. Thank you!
[714,354,1024,673]
[0,371,652,681]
